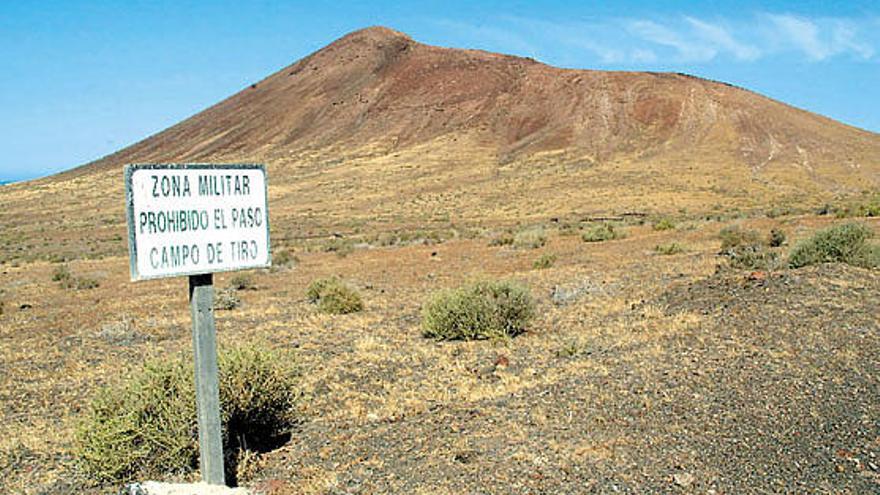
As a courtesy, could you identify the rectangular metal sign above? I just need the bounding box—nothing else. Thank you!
[125,163,271,281]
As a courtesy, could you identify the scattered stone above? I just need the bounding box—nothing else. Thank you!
[673,472,694,488]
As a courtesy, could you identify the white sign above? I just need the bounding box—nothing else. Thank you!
[125,164,270,281]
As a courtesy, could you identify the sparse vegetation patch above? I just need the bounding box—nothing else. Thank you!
[422,280,535,340]
[488,231,514,247]
[718,225,761,253]
[513,226,547,249]
[654,242,686,255]
[323,238,354,257]
[52,264,99,290]
[725,245,781,271]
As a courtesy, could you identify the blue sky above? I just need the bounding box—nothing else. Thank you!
[1,1,878,181]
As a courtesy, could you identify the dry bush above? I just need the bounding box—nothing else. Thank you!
[422,280,535,340]
[74,346,300,484]
[581,223,624,243]
[214,287,241,310]
[306,277,363,314]
[652,217,676,231]
[228,274,255,291]
[718,225,761,253]
[725,245,781,271]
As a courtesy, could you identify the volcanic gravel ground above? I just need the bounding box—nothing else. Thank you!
[261,264,879,494]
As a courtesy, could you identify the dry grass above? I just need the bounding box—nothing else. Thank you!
[0,209,877,493]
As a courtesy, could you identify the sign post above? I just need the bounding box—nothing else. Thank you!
[189,273,224,485]
[125,164,271,486]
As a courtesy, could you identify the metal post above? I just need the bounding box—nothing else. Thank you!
[189,273,225,485]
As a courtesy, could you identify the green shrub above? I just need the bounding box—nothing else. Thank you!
[652,217,676,231]
[654,242,686,255]
[532,253,557,269]
[718,225,761,253]
[75,346,300,483]
[581,223,623,243]
[513,227,547,249]
[306,277,363,314]
[768,228,786,247]
[422,280,535,340]
[788,222,879,269]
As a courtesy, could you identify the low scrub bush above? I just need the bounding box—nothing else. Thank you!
[488,231,514,247]
[654,242,686,255]
[52,264,71,282]
[513,227,547,249]
[532,253,557,269]
[581,223,624,243]
[53,264,99,290]
[75,346,300,483]
[323,238,354,257]
[788,222,879,269]
[228,274,254,291]
[214,287,241,310]
[652,217,676,231]
[768,228,787,247]
[422,280,535,340]
[306,277,363,314]
[273,248,297,267]
[725,245,781,271]
[718,225,761,253]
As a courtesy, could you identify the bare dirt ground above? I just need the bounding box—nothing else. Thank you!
[0,214,877,494]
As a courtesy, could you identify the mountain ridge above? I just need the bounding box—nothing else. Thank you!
[62,26,878,186]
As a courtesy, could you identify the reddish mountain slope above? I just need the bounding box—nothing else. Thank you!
[75,26,878,184]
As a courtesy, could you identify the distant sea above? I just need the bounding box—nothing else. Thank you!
[0,180,12,186]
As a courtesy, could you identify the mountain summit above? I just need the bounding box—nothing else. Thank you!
[80,26,878,184]
[11,26,880,245]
